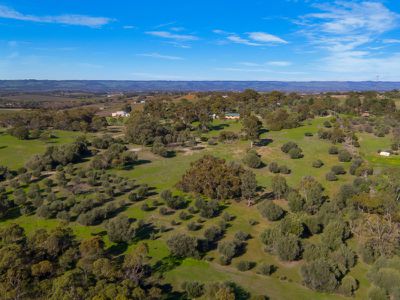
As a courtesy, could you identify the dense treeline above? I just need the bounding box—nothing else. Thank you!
[0,108,107,136]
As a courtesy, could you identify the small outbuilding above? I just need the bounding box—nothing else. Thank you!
[224,113,240,120]
[111,111,130,117]
[379,151,391,157]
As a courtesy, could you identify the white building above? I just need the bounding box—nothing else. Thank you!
[379,151,391,157]
[111,111,130,117]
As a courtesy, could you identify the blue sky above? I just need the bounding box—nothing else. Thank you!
[1,0,399,80]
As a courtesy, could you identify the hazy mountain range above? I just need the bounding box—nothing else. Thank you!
[1,80,400,93]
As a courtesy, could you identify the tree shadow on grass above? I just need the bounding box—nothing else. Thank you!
[211,123,230,131]
[153,255,184,274]
[107,242,128,256]
[256,138,273,146]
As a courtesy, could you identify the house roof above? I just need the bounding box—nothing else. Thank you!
[225,113,240,117]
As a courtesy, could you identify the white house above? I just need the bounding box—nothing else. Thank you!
[111,111,130,117]
[379,151,391,157]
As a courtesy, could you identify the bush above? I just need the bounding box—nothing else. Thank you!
[167,234,199,258]
[279,215,304,237]
[179,211,189,220]
[243,150,262,169]
[140,203,151,211]
[288,191,305,212]
[234,231,250,241]
[187,222,200,231]
[236,260,254,271]
[182,281,204,298]
[279,165,291,174]
[288,147,303,159]
[218,240,242,262]
[258,201,285,221]
[258,263,276,276]
[204,226,223,242]
[323,121,332,128]
[338,150,352,162]
[159,207,169,215]
[301,259,339,292]
[275,234,302,261]
[367,286,387,300]
[328,146,339,155]
[338,275,358,296]
[331,165,346,175]
[281,142,298,153]
[304,132,313,137]
[312,160,324,168]
[268,162,280,173]
[325,172,338,181]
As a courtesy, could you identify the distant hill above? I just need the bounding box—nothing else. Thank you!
[1,80,400,93]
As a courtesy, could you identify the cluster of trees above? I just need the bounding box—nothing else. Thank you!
[26,137,90,172]
[0,224,164,299]
[177,155,257,201]
[91,143,138,170]
[0,108,107,133]
[281,141,304,159]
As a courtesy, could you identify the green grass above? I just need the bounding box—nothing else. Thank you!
[1,118,393,299]
[0,130,87,169]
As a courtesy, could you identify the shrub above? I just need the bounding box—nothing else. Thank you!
[338,276,358,296]
[301,259,339,292]
[338,150,352,162]
[258,263,276,276]
[141,203,151,211]
[179,211,189,220]
[304,132,313,137]
[279,215,304,237]
[258,201,285,221]
[234,231,250,241]
[279,165,291,174]
[328,146,339,155]
[204,226,223,242]
[325,172,338,181]
[275,234,302,261]
[288,191,305,212]
[312,160,324,168]
[187,222,200,231]
[182,281,204,299]
[208,138,218,146]
[167,234,199,258]
[236,260,254,271]
[323,121,332,128]
[268,162,280,173]
[288,147,303,159]
[159,207,169,215]
[243,150,262,169]
[367,286,387,300]
[281,142,298,153]
[331,165,346,175]
[218,240,242,262]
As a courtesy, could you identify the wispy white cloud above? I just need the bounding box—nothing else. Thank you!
[227,35,261,46]
[0,5,112,27]
[137,52,184,60]
[123,25,136,29]
[238,61,292,67]
[300,1,399,52]
[299,1,400,80]
[214,30,287,46]
[267,61,292,66]
[146,31,198,41]
[383,39,400,44]
[248,32,288,44]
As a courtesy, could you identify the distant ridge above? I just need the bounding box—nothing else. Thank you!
[1,80,400,93]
